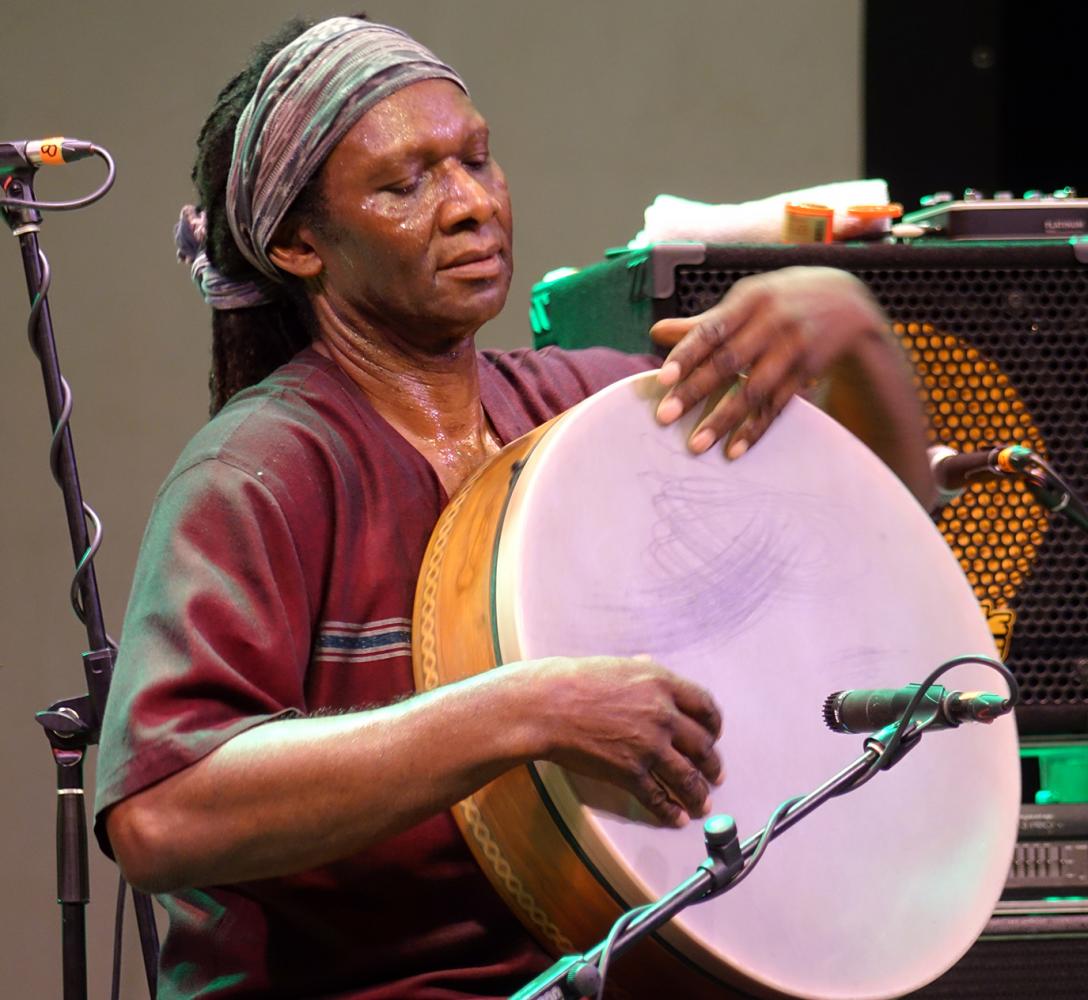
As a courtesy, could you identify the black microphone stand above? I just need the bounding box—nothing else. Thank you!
[1015,455,1088,536]
[511,722,922,1000]
[2,169,159,998]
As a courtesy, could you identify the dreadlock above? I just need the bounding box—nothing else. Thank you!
[192,17,344,415]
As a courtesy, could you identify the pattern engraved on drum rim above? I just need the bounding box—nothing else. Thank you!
[415,455,581,961]
[415,480,470,693]
[456,797,578,956]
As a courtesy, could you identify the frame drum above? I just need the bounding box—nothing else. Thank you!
[413,371,1019,999]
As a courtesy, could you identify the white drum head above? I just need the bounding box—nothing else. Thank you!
[493,372,1019,999]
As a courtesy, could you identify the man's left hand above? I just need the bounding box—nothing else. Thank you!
[650,266,889,459]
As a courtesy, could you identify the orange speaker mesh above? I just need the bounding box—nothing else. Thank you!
[896,321,1049,626]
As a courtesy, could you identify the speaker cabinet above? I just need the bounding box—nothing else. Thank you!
[531,241,1088,734]
[906,907,1088,999]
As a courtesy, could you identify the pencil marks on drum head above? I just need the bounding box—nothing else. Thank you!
[587,457,864,656]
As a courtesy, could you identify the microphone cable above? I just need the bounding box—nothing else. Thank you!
[0,142,115,212]
[852,653,1018,787]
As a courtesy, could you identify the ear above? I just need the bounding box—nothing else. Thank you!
[267,222,324,280]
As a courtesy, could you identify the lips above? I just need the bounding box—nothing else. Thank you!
[439,244,505,279]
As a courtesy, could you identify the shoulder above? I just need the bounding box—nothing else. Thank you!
[479,346,659,427]
[483,345,659,393]
[163,349,376,505]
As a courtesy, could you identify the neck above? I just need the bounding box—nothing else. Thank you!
[311,296,499,494]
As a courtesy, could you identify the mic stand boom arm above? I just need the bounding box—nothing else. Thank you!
[512,722,920,1000]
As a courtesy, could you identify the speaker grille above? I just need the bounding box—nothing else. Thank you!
[673,254,1088,715]
[904,930,1088,999]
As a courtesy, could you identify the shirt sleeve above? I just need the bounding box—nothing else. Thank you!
[94,457,315,856]
[480,345,661,431]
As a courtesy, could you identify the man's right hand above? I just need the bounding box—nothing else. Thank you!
[518,655,723,828]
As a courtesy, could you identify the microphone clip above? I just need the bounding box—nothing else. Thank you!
[1,173,42,232]
[862,721,923,773]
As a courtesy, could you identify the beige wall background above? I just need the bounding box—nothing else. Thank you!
[0,1,861,993]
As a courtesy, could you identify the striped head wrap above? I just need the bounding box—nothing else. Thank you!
[178,17,467,309]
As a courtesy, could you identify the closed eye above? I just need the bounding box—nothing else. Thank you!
[382,175,422,196]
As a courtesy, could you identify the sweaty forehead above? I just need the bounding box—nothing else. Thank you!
[338,79,487,166]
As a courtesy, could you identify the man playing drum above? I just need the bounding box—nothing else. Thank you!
[95,15,934,998]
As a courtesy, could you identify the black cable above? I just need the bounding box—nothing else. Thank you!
[1020,452,1088,516]
[0,145,115,211]
[1009,448,1061,487]
[856,653,1017,784]
[720,794,803,893]
[23,247,117,649]
[594,902,652,1000]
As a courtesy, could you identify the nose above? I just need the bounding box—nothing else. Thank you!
[437,161,498,231]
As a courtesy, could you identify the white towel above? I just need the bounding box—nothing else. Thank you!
[629,179,892,247]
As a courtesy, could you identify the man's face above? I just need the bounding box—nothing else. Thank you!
[302,78,514,347]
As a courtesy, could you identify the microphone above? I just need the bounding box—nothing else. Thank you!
[0,138,96,171]
[928,443,1034,493]
[822,683,1010,734]
[929,444,1088,531]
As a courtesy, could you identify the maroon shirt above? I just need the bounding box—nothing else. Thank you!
[95,345,654,999]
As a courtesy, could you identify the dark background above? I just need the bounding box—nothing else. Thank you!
[866,0,1088,211]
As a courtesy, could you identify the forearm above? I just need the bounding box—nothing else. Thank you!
[819,324,936,508]
[108,653,724,893]
[106,664,541,893]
